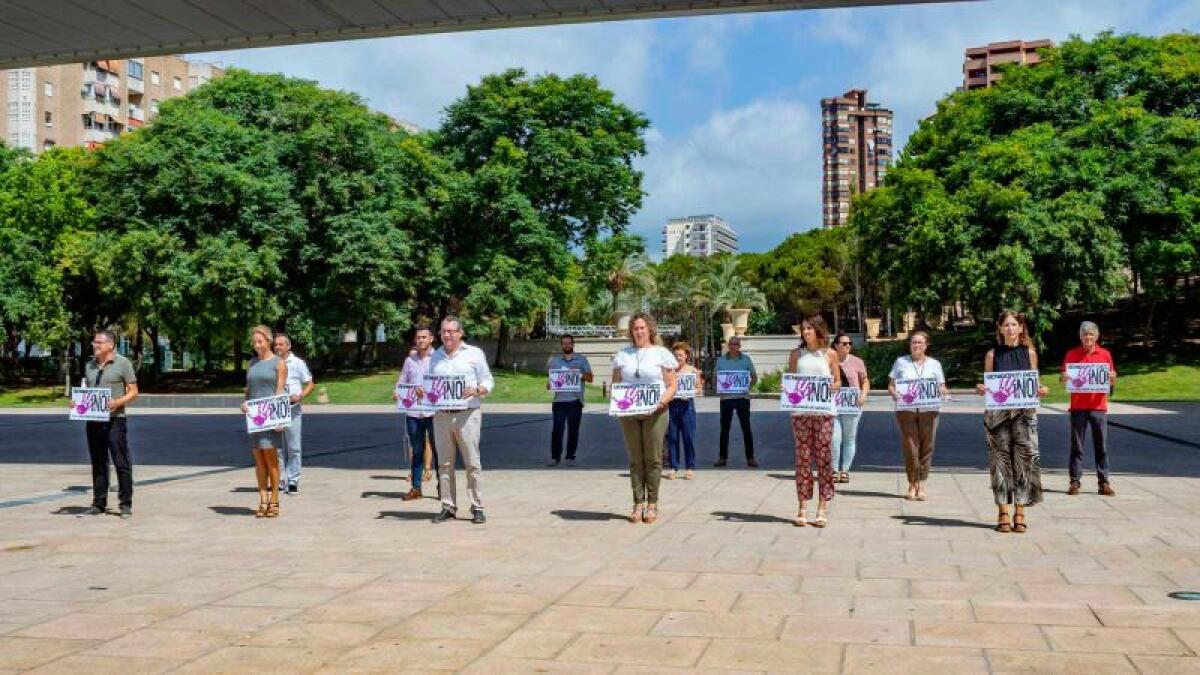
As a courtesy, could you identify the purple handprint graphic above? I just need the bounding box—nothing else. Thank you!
[616,386,636,410]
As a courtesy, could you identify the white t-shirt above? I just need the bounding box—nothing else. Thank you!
[889,355,945,413]
[284,354,313,398]
[612,346,678,385]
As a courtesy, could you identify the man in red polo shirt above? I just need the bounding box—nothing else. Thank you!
[1060,321,1117,496]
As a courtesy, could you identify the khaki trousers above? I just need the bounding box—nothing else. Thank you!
[434,408,483,512]
[896,411,939,483]
[619,410,668,505]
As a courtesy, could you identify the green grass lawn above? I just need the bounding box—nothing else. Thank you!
[317,369,608,405]
[1040,362,1200,404]
[0,385,66,408]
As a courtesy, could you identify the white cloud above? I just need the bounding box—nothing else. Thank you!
[203,21,660,129]
[636,98,821,253]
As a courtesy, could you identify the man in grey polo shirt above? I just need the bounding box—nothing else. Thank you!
[546,334,593,467]
[714,336,758,468]
[82,330,139,518]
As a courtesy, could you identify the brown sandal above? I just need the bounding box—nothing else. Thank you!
[1012,513,1027,533]
[266,501,280,518]
[255,501,268,518]
[995,513,1011,533]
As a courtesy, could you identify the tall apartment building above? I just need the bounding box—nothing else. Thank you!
[1,56,223,153]
[963,39,1053,91]
[662,215,738,258]
[821,89,893,228]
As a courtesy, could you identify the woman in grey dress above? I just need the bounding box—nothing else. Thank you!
[241,325,288,518]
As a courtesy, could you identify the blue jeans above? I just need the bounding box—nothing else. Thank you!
[666,399,696,470]
[278,407,302,487]
[831,412,861,473]
[405,416,438,489]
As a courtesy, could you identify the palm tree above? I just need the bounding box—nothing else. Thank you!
[708,257,768,323]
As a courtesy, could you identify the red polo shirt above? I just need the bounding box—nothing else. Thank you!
[1061,345,1116,411]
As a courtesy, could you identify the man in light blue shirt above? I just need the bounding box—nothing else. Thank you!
[546,335,593,467]
[273,334,314,494]
[714,337,757,467]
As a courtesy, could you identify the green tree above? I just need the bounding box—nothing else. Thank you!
[435,69,649,364]
[581,232,652,316]
[852,32,1195,339]
[738,228,851,329]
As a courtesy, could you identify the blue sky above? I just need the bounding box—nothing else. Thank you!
[204,0,1199,253]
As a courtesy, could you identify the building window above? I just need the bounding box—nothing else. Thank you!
[173,76,182,91]
[150,71,160,86]
[127,60,143,80]
[43,82,53,97]
[150,99,160,114]
[44,111,52,126]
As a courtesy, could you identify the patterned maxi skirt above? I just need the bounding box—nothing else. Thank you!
[984,409,1043,506]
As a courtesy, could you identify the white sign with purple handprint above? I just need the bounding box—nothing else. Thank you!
[608,382,663,417]
[675,373,698,400]
[779,374,835,414]
[1065,363,1110,394]
[894,377,942,411]
[835,388,862,416]
[70,387,112,422]
[245,394,293,433]
[422,374,470,411]
[715,370,751,395]
[983,370,1042,410]
[395,383,431,413]
[548,368,583,393]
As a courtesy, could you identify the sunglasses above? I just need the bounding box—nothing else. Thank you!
[836,341,852,346]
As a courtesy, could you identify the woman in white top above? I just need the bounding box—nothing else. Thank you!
[787,315,841,528]
[612,313,678,524]
[887,331,949,501]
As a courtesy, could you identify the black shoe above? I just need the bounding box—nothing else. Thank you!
[119,506,132,520]
[287,484,298,495]
[566,458,576,467]
[88,505,105,516]
[747,458,759,468]
[432,508,456,523]
[713,459,727,467]
[471,509,486,524]
[546,459,560,467]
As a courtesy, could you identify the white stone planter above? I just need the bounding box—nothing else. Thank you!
[730,308,752,336]
[865,317,882,339]
[720,323,735,341]
[612,311,632,338]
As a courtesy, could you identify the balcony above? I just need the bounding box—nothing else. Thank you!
[129,106,145,122]
[127,76,144,95]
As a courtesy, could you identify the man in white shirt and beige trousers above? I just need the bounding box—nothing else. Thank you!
[428,316,494,524]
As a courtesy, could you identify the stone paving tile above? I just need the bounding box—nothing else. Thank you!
[1044,626,1193,655]
[0,637,98,670]
[238,621,382,649]
[90,627,235,660]
[971,601,1100,626]
[215,584,347,609]
[583,569,697,589]
[780,616,910,645]
[986,649,1138,673]
[696,638,841,672]
[799,576,909,598]
[615,666,760,675]
[558,584,629,607]
[157,605,300,633]
[616,587,740,613]
[490,629,578,659]
[171,644,338,674]
[461,656,615,674]
[1176,629,1200,654]
[692,572,799,593]
[423,590,555,615]
[297,599,424,625]
[852,597,973,621]
[90,592,206,617]
[559,634,710,668]
[526,605,663,635]
[860,562,961,581]
[377,612,529,643]
[1095,606,1200,629]
[651,611,784,639]
[13,612,157,641]
[325,637,491,671]
[657,556,761,574]
[844,644,988,674]
[23,654,181,675]
[1019,583,1142,606]
[914,620,1049,650]
[731,592,852,617]
[1128,655,1200,674]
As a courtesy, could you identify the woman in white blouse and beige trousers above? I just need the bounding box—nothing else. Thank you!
[612,313,678,525]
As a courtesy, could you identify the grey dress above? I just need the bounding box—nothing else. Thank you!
[247,356,283,450]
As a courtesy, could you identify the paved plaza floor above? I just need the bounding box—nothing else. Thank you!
[2,400,1200,673]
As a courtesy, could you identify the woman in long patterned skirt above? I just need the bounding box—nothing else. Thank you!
[976,310,1048,533]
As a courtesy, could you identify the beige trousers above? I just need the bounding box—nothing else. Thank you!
[434,408,483,512]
